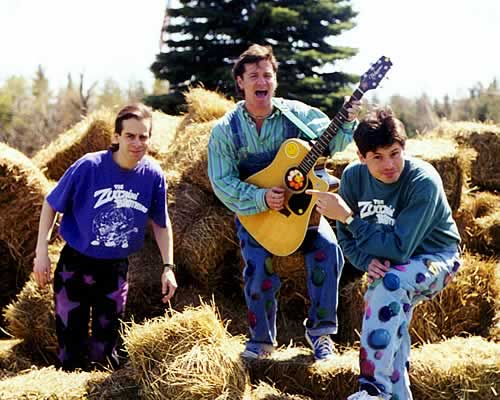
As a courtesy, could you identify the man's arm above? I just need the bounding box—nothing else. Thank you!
[33,199,57,288]
[151,216,177,303]
[208,123,268,215]
[310,181,441,264]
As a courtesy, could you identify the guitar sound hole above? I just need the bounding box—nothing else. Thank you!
[284,167,306,192]
[286,180,313,216]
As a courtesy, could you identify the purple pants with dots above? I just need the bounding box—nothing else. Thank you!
[357,248,461,400]
[53,245,129,371]
[236,216,344,346]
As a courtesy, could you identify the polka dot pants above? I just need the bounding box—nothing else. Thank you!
[236,217,344,346]
[358,249,461,400]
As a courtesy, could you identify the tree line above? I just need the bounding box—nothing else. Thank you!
[0,66,166,156]
[0,66,498,157]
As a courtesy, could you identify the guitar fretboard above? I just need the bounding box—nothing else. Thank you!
[298,87,365,174]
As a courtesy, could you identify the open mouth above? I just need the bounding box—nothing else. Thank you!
[255,90,268,98]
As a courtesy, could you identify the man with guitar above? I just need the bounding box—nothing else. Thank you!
[307,109,461,400]
[208,44,360,361]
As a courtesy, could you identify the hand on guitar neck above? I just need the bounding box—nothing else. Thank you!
[265,187,286,210]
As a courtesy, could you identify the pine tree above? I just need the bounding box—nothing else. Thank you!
[148,0,358,116]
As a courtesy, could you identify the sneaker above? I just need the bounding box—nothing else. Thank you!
[305,331,335,361]
[240,342,274,360]
[347,390,384,400]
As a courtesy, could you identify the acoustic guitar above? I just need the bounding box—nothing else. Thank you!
[238,56,393,256]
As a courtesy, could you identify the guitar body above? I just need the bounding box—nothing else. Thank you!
[238,138,328,256]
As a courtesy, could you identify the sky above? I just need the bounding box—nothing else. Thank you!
[1,0,499,101]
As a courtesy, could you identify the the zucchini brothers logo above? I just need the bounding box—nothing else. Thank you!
[358,199,395,226]
[94,184,147,212]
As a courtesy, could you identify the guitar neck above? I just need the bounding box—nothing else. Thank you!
[298,87,365,174]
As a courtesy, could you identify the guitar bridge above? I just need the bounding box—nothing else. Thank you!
[278,208,291,217]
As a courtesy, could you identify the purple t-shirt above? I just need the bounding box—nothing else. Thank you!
[47,150,167,259]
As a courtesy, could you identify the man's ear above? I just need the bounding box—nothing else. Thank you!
[356,149,366,164]
[112,132,120,144]
[236,76,244,91]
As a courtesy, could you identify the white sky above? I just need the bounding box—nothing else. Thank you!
[1,0,499,100]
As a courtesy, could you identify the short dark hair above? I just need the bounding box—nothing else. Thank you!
[232,44,278,95]
[110,103,153,152]
[353,108,407,157]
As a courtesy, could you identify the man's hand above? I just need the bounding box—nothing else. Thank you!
[344,97,362,122]
[161,267,178,303]
[367,258,390,283]
[265,187,285,210]
[306,189,352,222]
[33,254,51,288]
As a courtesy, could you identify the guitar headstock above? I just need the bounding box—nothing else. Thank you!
[359,56,392,92]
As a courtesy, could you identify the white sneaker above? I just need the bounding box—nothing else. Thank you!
[240,342,274,360]
[347,390,384,400]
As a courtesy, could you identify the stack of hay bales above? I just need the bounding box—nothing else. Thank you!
[156,88,240,288]
[0,143,52,327]
[454,191,500,255]
[123,302,250,399]
[432,120,500,191]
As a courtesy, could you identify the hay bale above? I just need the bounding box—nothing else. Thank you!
[0,143,52,326]
[175,202,238,287]
[247,345,359,400]
[431,121,500,190]
[157,88,235,193]
[248,337,500,400]
[125,227,165,322]
[33,108,115,180]
[160,120,218,193]
[251,381,314,400]
[328,138,465,210]
[3,240,64,362]
[0,366,108,400]
[0,339,32,373]
[86,363,141,400]
[166,179,239,288]
[148,111,184,159]
[3,277,58,363]
[124,302,250,400]
[411,336,500,400]
[467,131,500,191]
[454,191,500,255]
[489,263,500,342]
[337,252,499,346]
[33,108,180,181]
[182,86,236,125]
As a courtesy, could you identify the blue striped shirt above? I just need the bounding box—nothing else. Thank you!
[208,99,355,215]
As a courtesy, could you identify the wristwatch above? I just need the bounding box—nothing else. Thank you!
[344,214,354,225]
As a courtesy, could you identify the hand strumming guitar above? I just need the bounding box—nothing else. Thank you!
[265,187,285,210]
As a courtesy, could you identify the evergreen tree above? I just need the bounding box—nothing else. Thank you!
[148,0,358,115]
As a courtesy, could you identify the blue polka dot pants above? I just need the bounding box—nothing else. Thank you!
[236,217,344,346]
[358,249,461,400]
